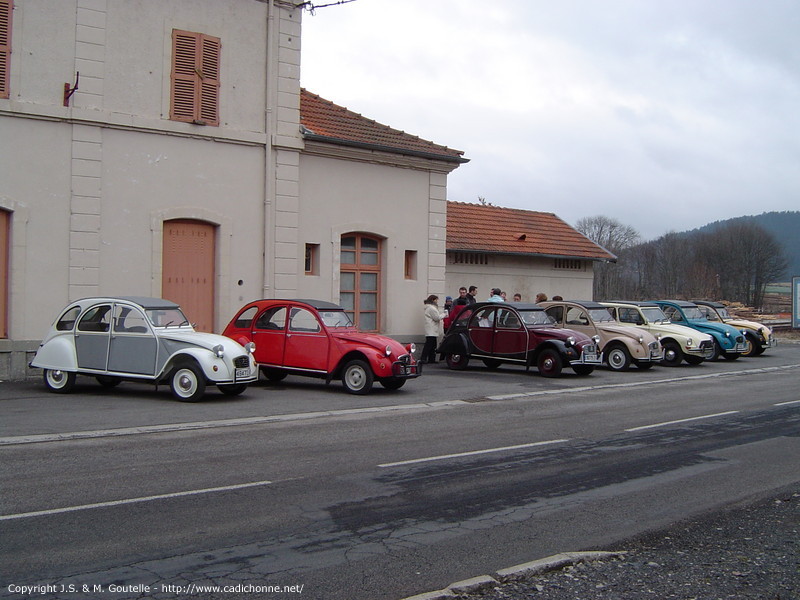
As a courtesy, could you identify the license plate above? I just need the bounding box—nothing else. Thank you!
[584,352,598,362]
[235,368,250,379]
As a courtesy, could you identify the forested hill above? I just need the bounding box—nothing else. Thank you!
[691,211,800,281]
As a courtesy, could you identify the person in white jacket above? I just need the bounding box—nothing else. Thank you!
[421,295,445,364]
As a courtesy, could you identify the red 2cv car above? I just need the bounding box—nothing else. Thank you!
[223,299,420,394]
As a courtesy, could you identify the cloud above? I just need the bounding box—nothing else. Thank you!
[301,0,800,240]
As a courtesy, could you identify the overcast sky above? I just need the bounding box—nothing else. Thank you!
[300,0,800,241]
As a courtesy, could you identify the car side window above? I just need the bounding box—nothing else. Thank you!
[289,308,321,333]
[664,307,682,322]
[255,307,287,330]
[471,307,495,328]
[545,306,563,323]
[113,305,149,333]
[77,305,111,333]
[56,306,81,331]
[565,307,589,326]
[496,308,521,329]
[619,308,641,325]
[234,306,258,329]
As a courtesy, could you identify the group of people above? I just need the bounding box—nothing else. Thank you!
[419,286,559,363]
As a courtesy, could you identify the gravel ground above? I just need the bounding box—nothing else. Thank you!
[414,487,800,600]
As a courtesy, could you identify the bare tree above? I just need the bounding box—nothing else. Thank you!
[575,216,641,300]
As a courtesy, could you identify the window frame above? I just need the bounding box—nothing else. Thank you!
[0,0,12,100]
[170,29,220,126]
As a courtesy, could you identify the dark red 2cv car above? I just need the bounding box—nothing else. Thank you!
[437,302,602,377]
[223,299,420,395]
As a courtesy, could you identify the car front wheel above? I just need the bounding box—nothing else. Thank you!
[605,344,632,371]
[43,369,76,394]
[380,377,405,390]
[217,383,247,396]
[342,359,374,395]
[661,341,683,367]
[170,363,206,402]
[537,349,563,378]
[445,353,469,370]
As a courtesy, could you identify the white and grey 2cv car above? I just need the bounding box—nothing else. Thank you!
[30,297,258,401]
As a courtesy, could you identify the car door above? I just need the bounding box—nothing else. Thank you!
[251,306,288,366]
[492,307,528,359]
[283,307,329,373]
[468,306,497,355]
[563,306,595,338]
[107,303,158,375]
[75,304,112,371]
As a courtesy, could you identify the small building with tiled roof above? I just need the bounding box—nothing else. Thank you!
[295,89,468,338]
[446,202,615,303]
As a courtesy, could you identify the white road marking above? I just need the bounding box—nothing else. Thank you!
[488,364,800,401]
[775,400,800,406]
[0,480,274,522]
[378,439,570,468]
[625,411,739,432]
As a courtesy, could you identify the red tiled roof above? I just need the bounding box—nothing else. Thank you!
[447,201,616,261]
[300,89,467,163]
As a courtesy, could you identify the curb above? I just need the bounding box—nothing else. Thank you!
[399,551,626,600]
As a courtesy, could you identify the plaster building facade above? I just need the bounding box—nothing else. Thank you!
[0,0,467,379]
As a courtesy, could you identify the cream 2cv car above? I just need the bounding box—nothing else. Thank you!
[30,297,258,401]
[601,301,715,367]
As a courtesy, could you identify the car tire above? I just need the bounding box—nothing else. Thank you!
[445,353,469,370]
[170,363,206,402]
[661,341,683,367]
[96,375,121,388]
[572,364,594,376]
[380,377,405,390]
[684,355,705,365]
[537,349,563,378]
[43,369,76,394]
[260,367,288,382]
[722,352,741,361]
[342,359,374,395]
[217,383,247,396]
[742,333,760,357]
[635,361,654,370]
[605,344,632,371]
[482,358,502,370]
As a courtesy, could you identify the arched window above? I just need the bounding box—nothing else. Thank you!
[340,233,381,332]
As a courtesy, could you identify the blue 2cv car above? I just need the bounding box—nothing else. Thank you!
[652,300,748,361]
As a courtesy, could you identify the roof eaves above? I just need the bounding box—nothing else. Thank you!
[301,130,470,164]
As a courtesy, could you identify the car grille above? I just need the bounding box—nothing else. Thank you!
[699,340,714,350]
[735,335,744,343]
[233,355,250,368]
[397,354,411,365]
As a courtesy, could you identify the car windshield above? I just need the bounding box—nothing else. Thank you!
[318,310,353,328]
[146,307,191,328]
[642,307,668,324]
[683,306,706,320]
[716,306,731,319]
[588,308,615,323]
[519,310,556,326]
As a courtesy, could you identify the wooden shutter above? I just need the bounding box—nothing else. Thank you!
[170,29,220,126]
[0,0,11,99]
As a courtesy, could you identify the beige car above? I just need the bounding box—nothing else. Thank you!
[540,300,662,371]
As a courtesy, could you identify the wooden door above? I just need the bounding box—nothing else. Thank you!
[162,220,216,332]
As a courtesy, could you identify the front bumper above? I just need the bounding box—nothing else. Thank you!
[686,340,715,359]
[570,344,603,366]
[391,355,421,379]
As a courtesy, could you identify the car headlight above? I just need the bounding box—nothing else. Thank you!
[385,345,392,357]
[213,344,225,358]
[593,335,601,344]
[565,336,575,347]
[406,342,416,354]
[724,331,730,338]
[687,338,694,348]
[637,335,644,344]
[245,342,256,354]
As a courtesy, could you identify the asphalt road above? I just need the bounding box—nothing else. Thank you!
[1,341,799,600]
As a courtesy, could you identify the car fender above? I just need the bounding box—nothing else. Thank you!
[531,339,571,364]
[29,334,78,371]
[436,331,469,356]
[329,349,376,382]
[159,347,233,383]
